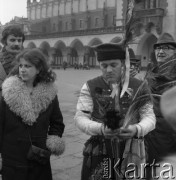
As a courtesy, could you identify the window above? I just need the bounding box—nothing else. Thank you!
[80,19,84,29]
[71,18,76,30]
[87,16,91,29]
[113,15,116,26]
[145,0,158,9]
[42,26,46,33]
[95,18,99,27]
[53,23,56,31]
[65,22,68,30]
[58,21,62,32]
[153,0,157,8]
[104,14,108,27]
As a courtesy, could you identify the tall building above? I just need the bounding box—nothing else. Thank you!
[24,0,175,68]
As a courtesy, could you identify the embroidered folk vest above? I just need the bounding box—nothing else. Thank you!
[87,76,141,124]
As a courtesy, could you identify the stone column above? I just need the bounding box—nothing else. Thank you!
[150,0,154,9]
[116,0,123,26]
[35,4,37,20]
[40,5,42,19]
[46,2,48,17]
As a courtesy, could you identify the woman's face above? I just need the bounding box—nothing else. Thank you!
[19,58,39,84]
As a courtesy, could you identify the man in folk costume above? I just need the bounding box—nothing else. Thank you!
[74,43,156,180]
[145,33,176,179]
[0,25,25,86]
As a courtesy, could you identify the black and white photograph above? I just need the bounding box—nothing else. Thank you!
[0,0,176,180]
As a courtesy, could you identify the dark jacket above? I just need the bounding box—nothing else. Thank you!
[0,48,17,75]
[87,76,142,120]
[0,48,17,89]
[0,76,65,180]
[146,60,176,161]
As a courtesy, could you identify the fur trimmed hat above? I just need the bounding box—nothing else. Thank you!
[93,43,126,61]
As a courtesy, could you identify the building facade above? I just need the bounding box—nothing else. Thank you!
[24,0,176,68]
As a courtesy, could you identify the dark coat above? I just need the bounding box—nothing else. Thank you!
[0,48,17,75]
[0,76,65,180]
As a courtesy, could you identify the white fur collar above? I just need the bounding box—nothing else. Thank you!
[2,76,58,126]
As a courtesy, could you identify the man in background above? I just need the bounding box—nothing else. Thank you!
[0,25,25,85]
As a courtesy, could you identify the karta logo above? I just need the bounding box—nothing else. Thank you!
[114,158,175,179]
[92,158,175,179]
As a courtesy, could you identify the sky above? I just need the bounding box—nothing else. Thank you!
[0,0,27,25]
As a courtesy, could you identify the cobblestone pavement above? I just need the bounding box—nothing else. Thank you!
[51,68,145,180]
[51,68,100,180]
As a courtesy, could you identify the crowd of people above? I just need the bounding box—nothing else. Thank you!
[0,24,176,180]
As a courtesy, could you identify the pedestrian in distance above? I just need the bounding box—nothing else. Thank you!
[74,43,156,180]
[79,63,83,70]
[62,61,67,70]
[0,25,25,87]
[74,62,79,70]
[0,48,65,180]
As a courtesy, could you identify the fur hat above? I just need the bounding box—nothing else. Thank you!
[93,43,126,61]
[154,33,176,49]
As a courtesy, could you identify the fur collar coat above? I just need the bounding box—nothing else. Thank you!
[2,75,58,126]
[0,75,65,160]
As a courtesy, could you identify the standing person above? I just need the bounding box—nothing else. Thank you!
[0,48,65,180]
[74,43,156,180]
[0,25,25,86]
[79,63,83,69]
[62,61,67,70]
[145,33,176,179]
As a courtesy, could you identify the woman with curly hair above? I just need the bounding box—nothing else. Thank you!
[0,48,65,180]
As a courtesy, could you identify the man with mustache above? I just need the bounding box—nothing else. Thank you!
[0,25,25,85]
[75,43,156,180]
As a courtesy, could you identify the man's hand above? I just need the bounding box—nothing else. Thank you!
[101,125,120,138]
[118,125,137,139]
